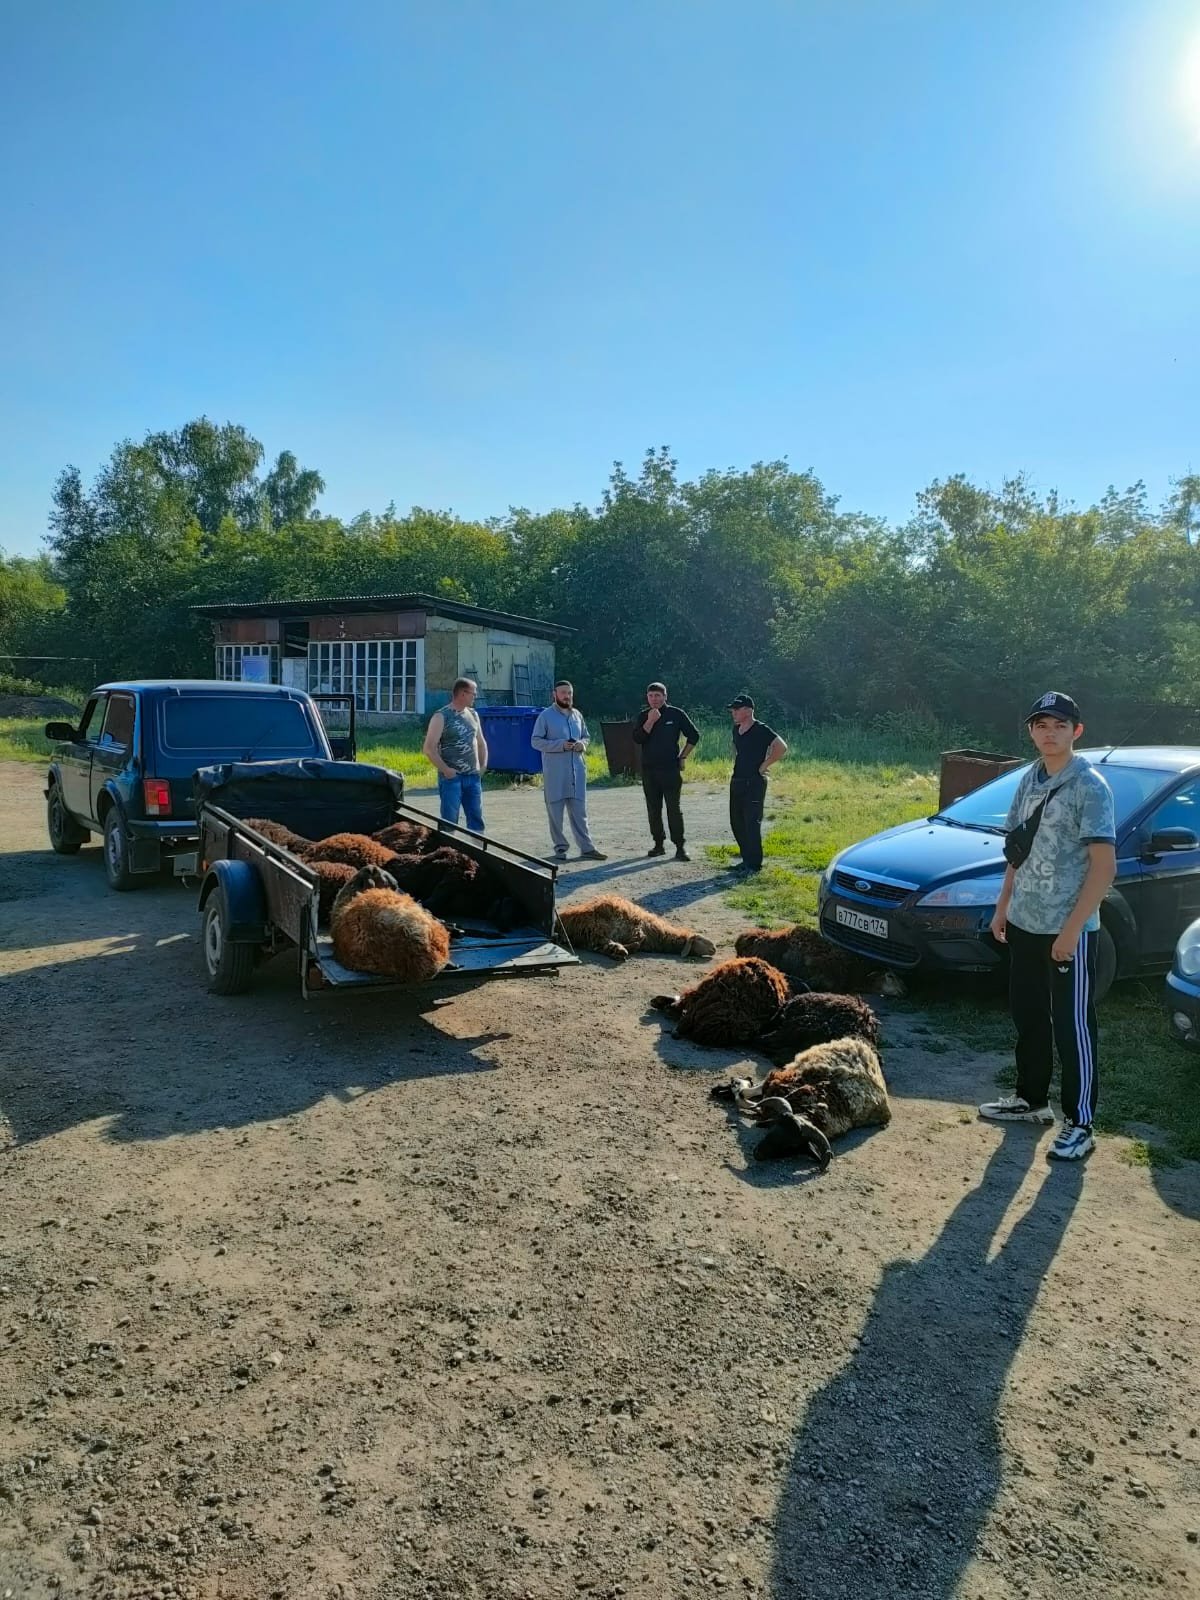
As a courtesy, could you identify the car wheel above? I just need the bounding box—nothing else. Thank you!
[1094,924,1117,1004]
[102,809,140,891]
[203,890,256,995]
[47,784,87,854]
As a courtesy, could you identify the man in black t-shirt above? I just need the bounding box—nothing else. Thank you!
[631,681,701,860]
[727,693,787,872]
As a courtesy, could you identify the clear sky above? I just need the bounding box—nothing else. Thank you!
[2,0,1198,556]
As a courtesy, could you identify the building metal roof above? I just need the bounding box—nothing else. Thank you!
[190,592,574,640]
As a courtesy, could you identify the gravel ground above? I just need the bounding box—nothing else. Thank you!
[1,761,1198,1600]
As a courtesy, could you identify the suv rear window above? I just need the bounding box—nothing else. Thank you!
[160,696,316,755]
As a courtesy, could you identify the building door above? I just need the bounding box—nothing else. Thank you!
[485,640,515,705]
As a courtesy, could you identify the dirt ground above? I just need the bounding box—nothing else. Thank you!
[1,760,1198,1600]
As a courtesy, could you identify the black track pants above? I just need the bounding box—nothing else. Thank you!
[1007,922,1099,1126]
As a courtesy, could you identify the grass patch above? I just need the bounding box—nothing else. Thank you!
[0,718,56,763]
[703,733,939,926]
[1119,1139,1183,1171]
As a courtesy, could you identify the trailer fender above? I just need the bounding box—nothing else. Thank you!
[198,859,270,943]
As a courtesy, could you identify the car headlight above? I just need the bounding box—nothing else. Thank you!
[1178,937,1200,979]
[916,876,1007,909]
[819,850,846,894]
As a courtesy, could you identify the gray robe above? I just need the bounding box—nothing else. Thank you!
[531,705,591,802]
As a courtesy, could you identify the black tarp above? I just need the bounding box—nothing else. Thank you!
[194,759,404,840]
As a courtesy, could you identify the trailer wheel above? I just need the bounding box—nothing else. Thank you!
[203,889,256,995]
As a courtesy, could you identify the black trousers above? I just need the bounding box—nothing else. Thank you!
[729,775,767,869]
[642,764,685,847]
[1008,922,1099,1126]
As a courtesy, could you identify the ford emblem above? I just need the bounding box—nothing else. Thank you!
[854,878,872,893]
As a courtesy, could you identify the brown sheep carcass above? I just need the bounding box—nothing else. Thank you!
[243,818,314,856]
[651,957,791,1046]
[373,820,438,856]
[735,923,905,996]
[329,865,451,983]
[307,832,398,871]
[557,894,717,962]
[756,992,880,1065]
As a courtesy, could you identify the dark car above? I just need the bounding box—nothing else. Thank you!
[44,680,338,890]
[817,747,1200,1002]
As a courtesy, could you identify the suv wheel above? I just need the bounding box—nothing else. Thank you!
[103,809,139,891]
[47,784,87,854]
[203,889,256,995]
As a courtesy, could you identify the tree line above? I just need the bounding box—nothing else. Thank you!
[3,416,1199,744]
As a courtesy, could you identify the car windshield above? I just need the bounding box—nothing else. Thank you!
[936,760,1170,832]
[160,696,316,754]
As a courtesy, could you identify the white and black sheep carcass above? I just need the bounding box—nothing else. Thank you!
[712,1036,892,1171]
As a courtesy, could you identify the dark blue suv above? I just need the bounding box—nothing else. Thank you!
[45,680,336,890]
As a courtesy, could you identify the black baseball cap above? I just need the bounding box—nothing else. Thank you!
[728,693,755,710]
[1025,691,1082,725]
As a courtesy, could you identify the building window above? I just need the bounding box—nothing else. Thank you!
[307,638,422,713]
[215,643,280,683]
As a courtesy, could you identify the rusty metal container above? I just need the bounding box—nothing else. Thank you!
[938,748,1023,810]
[599,720,643,780]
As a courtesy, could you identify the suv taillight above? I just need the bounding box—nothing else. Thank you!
[143,778,171,816]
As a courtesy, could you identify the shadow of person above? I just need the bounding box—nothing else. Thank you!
[769,1133,1084,1598]
[633,875,731,914]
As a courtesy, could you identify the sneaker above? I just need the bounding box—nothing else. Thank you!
[646,843,666,858]
[674,847,690,862]
[1048,1121,1095,1161]
[579,849,608,861]
[978,1095,1055,1126]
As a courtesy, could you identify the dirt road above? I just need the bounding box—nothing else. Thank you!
[1,760,1197,1599]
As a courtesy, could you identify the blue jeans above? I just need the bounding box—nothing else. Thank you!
[438,771,484,832]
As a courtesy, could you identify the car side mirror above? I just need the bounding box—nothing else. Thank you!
[1147,827,1200,854]
[45,721,78,741]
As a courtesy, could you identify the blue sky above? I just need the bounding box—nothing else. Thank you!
[2,0,1198,556]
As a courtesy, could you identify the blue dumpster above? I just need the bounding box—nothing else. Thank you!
[479,706,542,775]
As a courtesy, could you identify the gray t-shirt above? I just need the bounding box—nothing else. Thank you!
[437,705,481,774]
[1005,754,1116,934]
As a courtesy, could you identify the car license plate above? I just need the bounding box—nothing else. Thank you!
[835,905,888,939]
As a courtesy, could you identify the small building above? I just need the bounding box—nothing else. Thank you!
[191,593,572,723]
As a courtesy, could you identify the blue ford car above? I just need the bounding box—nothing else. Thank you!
[1166,919,1200,1046]
[817,747,1200,1001]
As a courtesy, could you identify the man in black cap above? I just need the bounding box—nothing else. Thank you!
[978,690,1116,1161]
[631,681,701,861]
[727,693,787,872]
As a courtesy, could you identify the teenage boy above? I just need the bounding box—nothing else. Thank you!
[979,691,1116,1161]
[631,681,701,861]
[727,693,787,873]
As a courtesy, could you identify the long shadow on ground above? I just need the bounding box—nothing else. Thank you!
[770,1134,1083,1598]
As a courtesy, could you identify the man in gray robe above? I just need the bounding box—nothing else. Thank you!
[531,680,608,862]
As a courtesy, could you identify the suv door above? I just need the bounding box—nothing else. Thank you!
[90,692,137,819]
[1128,776,1200,966]
[59,695,106,822]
